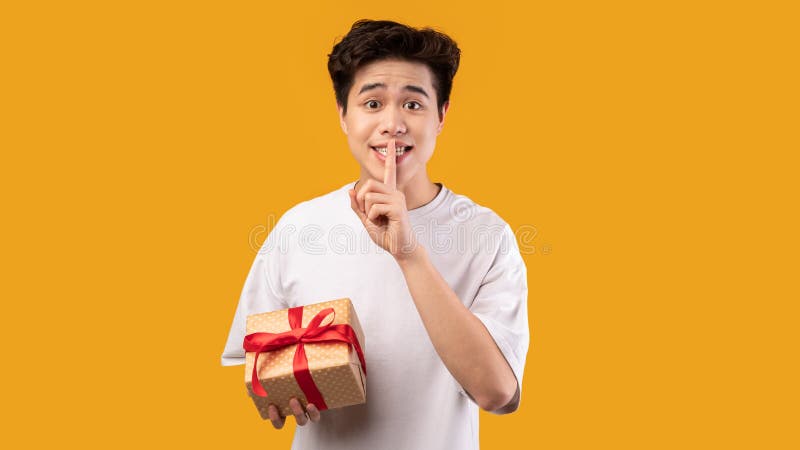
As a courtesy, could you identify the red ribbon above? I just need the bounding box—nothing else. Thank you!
[243,306,367,410]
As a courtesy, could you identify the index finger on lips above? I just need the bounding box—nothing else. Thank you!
[384,138,397,190]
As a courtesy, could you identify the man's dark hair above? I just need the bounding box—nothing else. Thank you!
[327,19,461,119]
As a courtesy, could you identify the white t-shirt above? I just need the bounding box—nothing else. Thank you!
[221,181,529,450]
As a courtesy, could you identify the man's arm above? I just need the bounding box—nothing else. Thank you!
[396,245,518,412]
[349,140,521,412]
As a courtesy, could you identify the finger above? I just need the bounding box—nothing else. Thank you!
[268,404,285,429]
[349,189,367,223]
[367,203,392,223]
[289,397,309,426]
[307,404,321,423]
[364,192,392,219]
[384,139,397,190]
[356,180,392,211]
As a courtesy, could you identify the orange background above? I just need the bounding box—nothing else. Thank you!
[2,1,797,448]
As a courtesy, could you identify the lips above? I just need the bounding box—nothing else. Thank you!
[371,141,413,149]
[370,145,413,153]
[371,146,413,164]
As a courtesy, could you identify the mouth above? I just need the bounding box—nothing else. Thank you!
[371,145,413,156]
[371,144,413,164]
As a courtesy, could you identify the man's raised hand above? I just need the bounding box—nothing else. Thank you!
[348,139,419,261]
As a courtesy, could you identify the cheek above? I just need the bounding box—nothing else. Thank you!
[344,114,373,138]
[418,124,439,148]
[416,147,435,163]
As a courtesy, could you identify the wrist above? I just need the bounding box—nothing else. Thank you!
[395,242,427,268]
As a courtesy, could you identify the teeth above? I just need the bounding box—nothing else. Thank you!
[374,146,409,155]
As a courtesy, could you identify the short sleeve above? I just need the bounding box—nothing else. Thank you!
[457,223,530,415]
[220,220,289,366]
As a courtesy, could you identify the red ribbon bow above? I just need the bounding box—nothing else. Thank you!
[243,306,367,410]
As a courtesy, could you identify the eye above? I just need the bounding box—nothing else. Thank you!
[404,101,422,110]
[365,100,381,109]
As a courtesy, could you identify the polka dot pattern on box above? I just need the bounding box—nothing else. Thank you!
[244,298,367,419]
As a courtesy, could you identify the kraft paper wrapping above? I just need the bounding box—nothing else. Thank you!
[244,298,367,419]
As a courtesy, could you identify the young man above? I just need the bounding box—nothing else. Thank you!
[222,19,529,449]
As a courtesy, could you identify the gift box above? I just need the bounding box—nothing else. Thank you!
[243,297,367,419]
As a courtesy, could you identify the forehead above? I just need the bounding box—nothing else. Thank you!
[350,59,435,96]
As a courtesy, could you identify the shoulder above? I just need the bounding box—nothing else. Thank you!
[257,183,353,257]
[275,183,352,228]
[442,187,512,231]
[437,186,524,258]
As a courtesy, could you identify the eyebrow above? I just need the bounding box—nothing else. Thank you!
[357,83,429,98]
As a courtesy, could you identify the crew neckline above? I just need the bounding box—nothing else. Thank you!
[345,181,448,219]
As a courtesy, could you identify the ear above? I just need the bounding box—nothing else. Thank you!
[337,102,348,134]
[436,101,450,135]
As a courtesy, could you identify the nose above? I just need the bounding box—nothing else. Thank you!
[379,106,407,136]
